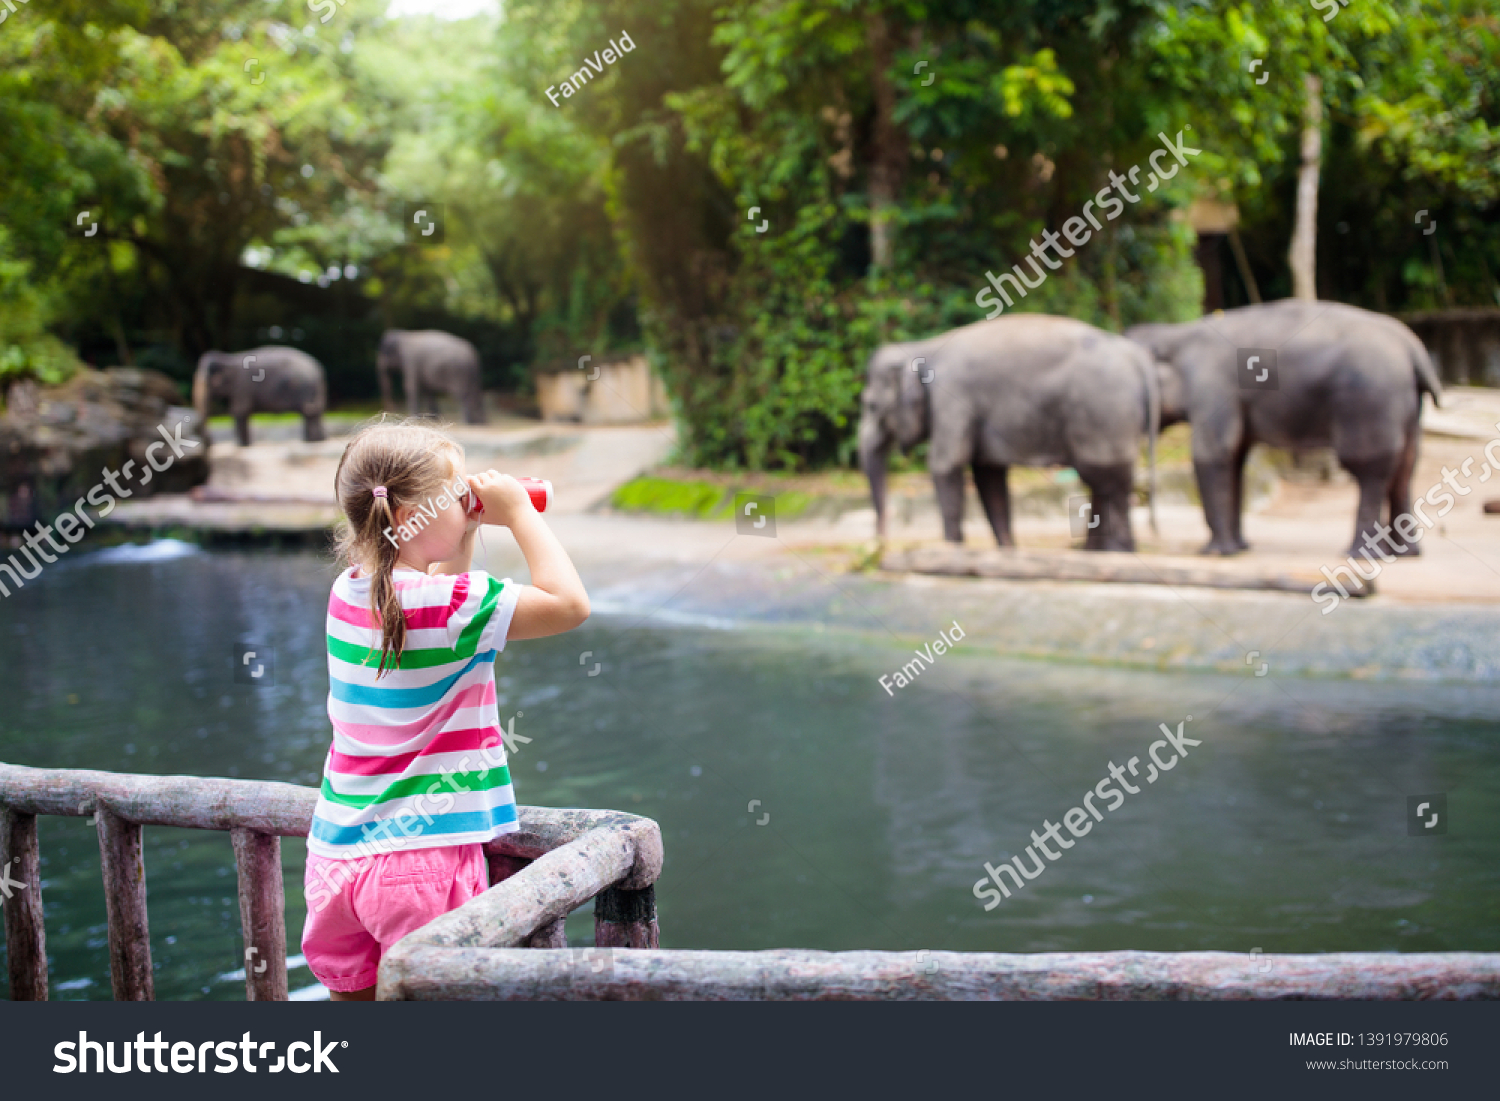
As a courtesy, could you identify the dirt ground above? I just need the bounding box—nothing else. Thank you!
[804,386,1500,605]
[107,388,1500,605]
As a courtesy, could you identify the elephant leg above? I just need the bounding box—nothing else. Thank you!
[1228,436,1253,551]
[932,467,967,544]
[406,373,421,417]
[1193,460,1243,555]
[1384,419,1421,557]
[235,414,252,448]
[1341,452,1402,559]
[972,464,1013,547]
[1075,462,1135,552]
[377,368,393,413]
[304,412,326,443]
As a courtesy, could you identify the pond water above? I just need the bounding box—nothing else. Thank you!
[1,545,1497,999]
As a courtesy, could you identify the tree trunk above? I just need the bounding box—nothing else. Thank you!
[1227,227,1262,304]
[1288,74,1322,301]
[864,10,903,273]
[1103,231,1121,329]
[102,256,134,366]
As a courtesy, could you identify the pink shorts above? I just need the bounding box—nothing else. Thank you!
[301,843,488,993]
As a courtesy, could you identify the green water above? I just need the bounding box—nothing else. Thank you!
[1,545,1497,999]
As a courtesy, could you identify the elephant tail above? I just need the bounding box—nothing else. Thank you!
[191,360,210,424]
[1411,337,1442,410]
[309,369,328,416]
[1134,344,1160,537]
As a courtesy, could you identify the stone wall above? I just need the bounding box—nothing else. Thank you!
[535,354,670,424]
[0,368,209,531]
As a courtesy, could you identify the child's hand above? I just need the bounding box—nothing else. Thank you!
[468,470,535,528]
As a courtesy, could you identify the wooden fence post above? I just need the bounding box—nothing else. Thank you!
[594,884,659,949]
[231,827,288,1002]
[1,807,47,1000]
[526,919,568,948]
[96,806,153,1000]
[486,852,530,888]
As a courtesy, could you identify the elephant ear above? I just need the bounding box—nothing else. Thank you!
[894,354,931,450]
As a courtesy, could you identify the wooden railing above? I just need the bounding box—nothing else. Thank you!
[7,762,1500,1001]
[0,762,661,1001]
[383,947,1500,1000]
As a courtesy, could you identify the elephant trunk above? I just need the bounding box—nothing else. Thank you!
[858,415,892,539]
[1141,353,1161,537]
[376,357,393,412]
[191,360,210,426]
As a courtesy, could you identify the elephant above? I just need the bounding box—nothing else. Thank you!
[377,330,486,424]
[859,314,1160,551]
[192,346,327,446]
[1125,299,1442,556]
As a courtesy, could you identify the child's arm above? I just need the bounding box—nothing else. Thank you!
[469,471,590,640]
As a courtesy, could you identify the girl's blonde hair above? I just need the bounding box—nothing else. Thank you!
[333,418,464,677]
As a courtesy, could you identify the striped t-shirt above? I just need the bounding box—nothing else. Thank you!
[307,566,522,860]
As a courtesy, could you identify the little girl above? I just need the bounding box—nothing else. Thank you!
[301,419,589,1000]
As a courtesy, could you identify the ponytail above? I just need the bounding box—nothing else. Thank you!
[367,492,407,677]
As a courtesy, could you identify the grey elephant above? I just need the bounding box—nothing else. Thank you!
[859,314,1160,551]
[377,330,486,424]
[1126,299,1441,556]
[192,346,327,446]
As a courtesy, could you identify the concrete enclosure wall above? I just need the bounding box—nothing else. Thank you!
[536,355,670,424]
[1403,309,1500,386]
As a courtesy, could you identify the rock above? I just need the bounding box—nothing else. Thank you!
[0,368,209,531]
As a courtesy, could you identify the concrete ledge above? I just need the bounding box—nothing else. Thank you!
[882,545,1374,597]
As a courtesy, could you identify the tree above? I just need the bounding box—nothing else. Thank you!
[1289,74,1323,300]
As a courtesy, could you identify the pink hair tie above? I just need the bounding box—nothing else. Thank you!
[372,486,388,499]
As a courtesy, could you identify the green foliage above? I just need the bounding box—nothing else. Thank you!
[610,476,730,517]
[626,0,1214,468]
[0,337,83,390]
[1,0,1494,456]
[0,229,83,387]
[610,475,812,519]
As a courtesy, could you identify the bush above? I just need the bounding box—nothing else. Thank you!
[0,227,82,391]
[657,223,1202,473]
[611,475,813,519]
